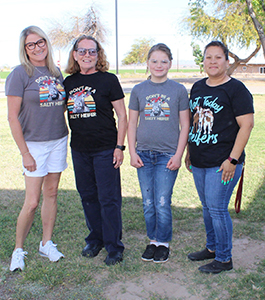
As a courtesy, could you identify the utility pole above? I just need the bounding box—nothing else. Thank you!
[115,0,119,75]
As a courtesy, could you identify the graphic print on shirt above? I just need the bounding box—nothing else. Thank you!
[145,94,170,120]
[192,106,214,135]
[36,76,65,107]
[67,86,96,119]
[189,95,224,146]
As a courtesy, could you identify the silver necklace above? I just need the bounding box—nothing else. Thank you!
[35,67,46,75]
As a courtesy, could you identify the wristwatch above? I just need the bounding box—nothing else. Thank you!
[228,156,238,165]
[116,145,126,151]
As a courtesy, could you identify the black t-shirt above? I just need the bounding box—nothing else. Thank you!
[63,71,125,152]
[188,77,254,168]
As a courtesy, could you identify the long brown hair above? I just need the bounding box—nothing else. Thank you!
[65,35,109,74]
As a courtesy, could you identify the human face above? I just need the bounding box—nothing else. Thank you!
[25,33,48,66]
[73,39,98,74]
[147,50,172,83]
[203,46,229,79]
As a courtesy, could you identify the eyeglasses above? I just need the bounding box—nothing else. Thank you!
[25,38,46,50]
[149,59,170,65]
[75,48,98,56]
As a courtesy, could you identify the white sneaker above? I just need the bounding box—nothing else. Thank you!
[39,240,64,262]
[10,248,28,272]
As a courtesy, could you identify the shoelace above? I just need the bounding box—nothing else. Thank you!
[46,242,59,254]
[14,250,28,261]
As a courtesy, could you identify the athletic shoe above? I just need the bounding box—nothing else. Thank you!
[39,240,64,262]
[10,248,28,272]
[188,248,216,261]
[153,245,170,263]
[141,244,157,261]
[198,259,233,274]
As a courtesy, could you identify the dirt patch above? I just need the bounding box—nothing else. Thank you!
[103,236,265,300]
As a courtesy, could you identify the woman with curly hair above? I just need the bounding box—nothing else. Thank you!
[64,35,127,265]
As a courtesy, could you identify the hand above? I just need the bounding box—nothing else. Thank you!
[167,154,181,171]
[113,148,124,169]
[130,153,144,169]
[22,152,37,172]
[218,159,236,185]
[185,154,192,173]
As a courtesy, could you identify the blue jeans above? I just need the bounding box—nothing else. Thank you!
[71,148,124,254]
[137,151,179,243]
[192,164,243,262]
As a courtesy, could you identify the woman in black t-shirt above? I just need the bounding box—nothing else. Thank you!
[185,41,254,274]
[64,35,127,266]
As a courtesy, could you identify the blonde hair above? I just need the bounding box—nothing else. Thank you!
[19,26,60,78]
[65,35,109,74]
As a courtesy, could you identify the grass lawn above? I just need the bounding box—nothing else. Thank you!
[0,94,264,299]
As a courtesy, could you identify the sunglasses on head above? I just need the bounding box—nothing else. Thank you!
[75,48,98,56]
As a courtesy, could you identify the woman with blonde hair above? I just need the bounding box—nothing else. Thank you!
[64,35,127,265]
[6,25,68,272]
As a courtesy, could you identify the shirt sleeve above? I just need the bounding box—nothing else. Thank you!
[231,80,254,117]
[178,84,189,111]
[5,66,28,97]
[109,73,125,101]
[128,85,140,111]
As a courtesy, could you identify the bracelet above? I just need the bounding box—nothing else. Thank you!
[21,151,30,156]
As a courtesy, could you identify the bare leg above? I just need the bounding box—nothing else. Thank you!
[14,176,43,250]
[41,172,61,246]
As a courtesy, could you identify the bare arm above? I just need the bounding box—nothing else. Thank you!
[112,98,127,169]
[167,109,190,170]
[219,113,254,182]
[127,109,144,168]
[7,95,36,172]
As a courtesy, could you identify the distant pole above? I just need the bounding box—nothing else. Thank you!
[115,0,119,75]
[177,48,179,72]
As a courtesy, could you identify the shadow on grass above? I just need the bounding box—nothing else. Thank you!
[0,184,265,300]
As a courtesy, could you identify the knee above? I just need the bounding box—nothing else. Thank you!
[43,184,58,199]
[24,198,39,213]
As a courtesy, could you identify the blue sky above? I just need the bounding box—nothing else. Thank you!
[1,0,263,69]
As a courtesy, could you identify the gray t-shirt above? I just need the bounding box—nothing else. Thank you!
[129,79,189,153]
[5,65,68,142]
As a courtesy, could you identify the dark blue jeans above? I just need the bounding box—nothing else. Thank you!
[71,148,124,254]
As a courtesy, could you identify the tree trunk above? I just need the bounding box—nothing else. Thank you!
[227,44,261,76]
[245,0,265,59]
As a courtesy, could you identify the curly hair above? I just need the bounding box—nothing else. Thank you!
[65,35,109,74]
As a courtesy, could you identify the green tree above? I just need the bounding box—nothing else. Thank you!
[122,38,154,66]
[245,0,265,58]
[191,42,204,73]
[183,0,261,75]
[228,0,265,59]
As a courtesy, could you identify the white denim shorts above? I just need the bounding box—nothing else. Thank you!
[23,135,68,177]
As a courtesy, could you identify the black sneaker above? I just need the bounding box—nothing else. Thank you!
[188,248,216,261]
[141,244,157,261]
[199,259,233,274]
[153,245,170,263]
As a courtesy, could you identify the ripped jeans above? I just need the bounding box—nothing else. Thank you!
[137,150,179,242]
